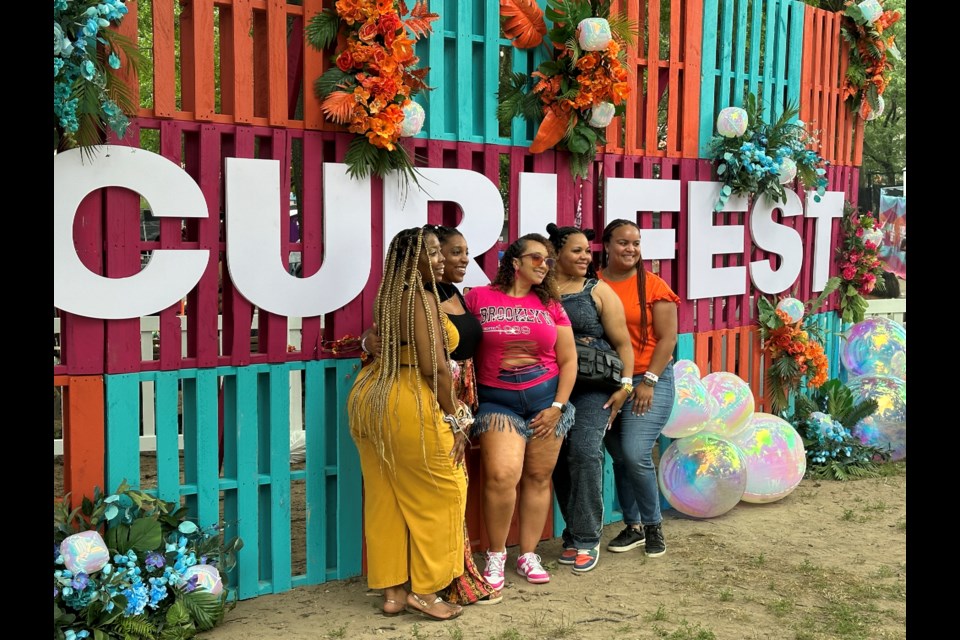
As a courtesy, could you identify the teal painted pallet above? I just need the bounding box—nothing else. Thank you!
[412,0,550,145]
[698,0,806,157]
[104,360,363,600]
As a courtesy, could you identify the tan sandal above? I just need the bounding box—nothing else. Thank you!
[405,593,463,621]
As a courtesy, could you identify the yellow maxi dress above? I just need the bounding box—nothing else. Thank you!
[348,317,468,594]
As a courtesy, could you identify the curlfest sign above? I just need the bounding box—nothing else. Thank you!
[54,146,844,320]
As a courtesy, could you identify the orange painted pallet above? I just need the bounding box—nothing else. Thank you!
[799,5,864,167]
[604,0,703,158]
[55,375,106,506]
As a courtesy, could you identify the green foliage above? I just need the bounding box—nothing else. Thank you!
[343,136,421,188]
[788,379,891,481]
[314,68,354,101]
[305,8,340,52]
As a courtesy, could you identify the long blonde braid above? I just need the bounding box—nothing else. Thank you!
[348,227,454,472]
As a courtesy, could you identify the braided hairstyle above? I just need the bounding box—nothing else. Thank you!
[601,218,650,347]
[423,223,463,247]
[349,226,452,470]
[545,223,598,279]
[491,233,559,306]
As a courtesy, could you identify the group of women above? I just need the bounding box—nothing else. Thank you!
[347,219,680,621]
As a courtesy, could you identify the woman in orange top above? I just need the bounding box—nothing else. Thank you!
[598,219,680,558]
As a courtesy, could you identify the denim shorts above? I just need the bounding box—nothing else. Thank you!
[473,364,575,440]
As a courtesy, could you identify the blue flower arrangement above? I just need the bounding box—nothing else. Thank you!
[708,93,830,212]
[54,481,242,640]
[54,0,141,156]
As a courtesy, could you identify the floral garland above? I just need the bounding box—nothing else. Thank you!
[306,0,437,184]
[836,202,887,323]
[808,1,902,120]
[54,0,141,156]
[708,93,829,212]
[497,0,635,178]
[54,482,242,640]
[757,288,837,415]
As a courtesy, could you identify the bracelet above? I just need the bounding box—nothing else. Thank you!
[360,334,370,354]
[641,378,656,387]
[643,371,659,384]
[620,376,634,386]
[443,413,467,435]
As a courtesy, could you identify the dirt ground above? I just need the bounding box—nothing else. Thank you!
[186,465,906,640]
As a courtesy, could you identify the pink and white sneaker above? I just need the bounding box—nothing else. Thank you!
[483,550,507,590]
[516,552,550,584]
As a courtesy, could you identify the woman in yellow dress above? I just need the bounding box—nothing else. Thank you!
[348,226,469,622]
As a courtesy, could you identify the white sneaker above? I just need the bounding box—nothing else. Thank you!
[516,552,550,584]
[483,550,507,590]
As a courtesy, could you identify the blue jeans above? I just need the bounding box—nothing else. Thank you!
[553,389,610,548]
[604,363,675,527]
[473,365,575,439]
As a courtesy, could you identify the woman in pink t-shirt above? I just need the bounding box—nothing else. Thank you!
[464,233,578,589]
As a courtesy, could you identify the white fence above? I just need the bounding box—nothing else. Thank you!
[53,315,305,456]
[864,297,906,326]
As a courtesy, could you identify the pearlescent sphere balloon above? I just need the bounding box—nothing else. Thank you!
[776,297,805,323]
[588,101,616,128]
[674,359,701,380]
[777,157,798,185]
[848,375,906,460]
[183,563,224,595]
[863,227,884,247]
[399,101,425,137]
[859,95,885,121]
[731,413,806,503]
[701,372,755,437]
[841,317,906,379]
[658,433,747,518]
[858,0,883,24]
[717,107,748,138]
[60,530,110,575]
[577,18,612,51]
[662,373,712,438]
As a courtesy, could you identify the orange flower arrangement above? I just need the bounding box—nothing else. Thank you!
[497,1,635,178]
[758,294,834,414]
[307,0,437,181]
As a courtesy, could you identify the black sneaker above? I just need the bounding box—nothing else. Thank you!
[644,523,666,557]
[606,525,645,553]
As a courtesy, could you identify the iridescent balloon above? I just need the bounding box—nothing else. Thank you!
[400,101,425,137]
[731,413,807,503]
[848,375,906,460]
[658,433,747,518]
[841,317,907,379]
[717,107,748,138]
[588,101,616,128]
[777,157,798,185]
[701,372,755,438]
[776,297,805,323]
[674,359,701,380]
[182,563,223,595]
[577,17,612,51]
[60,530,110,575]
[662,373,711,438]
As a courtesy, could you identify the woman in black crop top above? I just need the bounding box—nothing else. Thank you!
[360,224,500,607]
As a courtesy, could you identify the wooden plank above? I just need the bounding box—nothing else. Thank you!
[103,182,142,374]
[153,371,182,503]
[303,360,326,583]
[732,0,748,102]
[681,0,703,158]
[267,0,288,126]
[104,374,141,493]
[61,190,105,375]
[63,375,106,503]
[222,0,255,124]
[302,0,328,130]
[234,366,261,599]
[698,0,719,156]
[267,366,293,592]
[152,0,177,118]
[333,359,363,578]
[194,368,221,528]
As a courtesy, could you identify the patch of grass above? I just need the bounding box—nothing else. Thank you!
[767,598,795,618]
[545,612,576,638]
[863,500,888,512]
[794,630,815,640]
[823,601,880,636]
[410,622,425,640]
[751,553,766,567]
[876,461,906,477]
[895,517,905,533]
[646,604,669,621]
[616,624,633,633]
[489,630,525,640]
[447,624,464,640]
[663,621,717,640]
[797,559,821,575]
[841,509,868,523]
[326,625,347,639]
[875,565,895,579]
[719,588,734,602]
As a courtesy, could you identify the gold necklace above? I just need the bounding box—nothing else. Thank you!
[558,275,583,293]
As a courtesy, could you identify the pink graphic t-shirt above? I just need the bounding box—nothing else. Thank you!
[464,285,571,390]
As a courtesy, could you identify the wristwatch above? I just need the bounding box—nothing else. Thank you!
[620,376,634,394]
[642,371,659,387]
[551,401,567,413]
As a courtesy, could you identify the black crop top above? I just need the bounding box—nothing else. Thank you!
[432,282,482,361]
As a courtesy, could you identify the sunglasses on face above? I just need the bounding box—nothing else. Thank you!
[519,253,556,269]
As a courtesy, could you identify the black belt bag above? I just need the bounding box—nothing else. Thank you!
[574,343,624,393]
